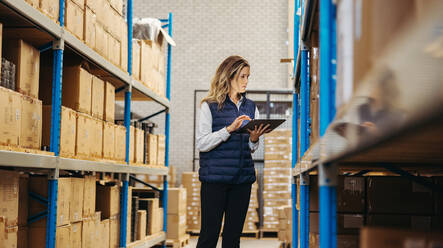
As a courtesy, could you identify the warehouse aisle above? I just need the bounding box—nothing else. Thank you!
[187,238,281,248]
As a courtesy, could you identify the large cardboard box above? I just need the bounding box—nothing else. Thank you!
[96,184,120,219]
[39,0,59,22]
[28,224,70,248]
[29,177,71,227]
[134,127,144,164]
[146,134,158,165]
[167,188,187,215]
[91,75,105,119]
[42,106,77,157]
[104,81,115,123]
[83,175,96,217]
[120,24,128,71]
[0,87,21,146]
[114,125,126,161]
[157,134,166,166]
[0,224,17,248]
[360,227,443,248]
[76,112,92,157]
[136,210,147,240]
[0,170,19,227]
[3,39,40,98]
[70,178,85,222]
[132,40,141,80]
[108,33,121,67]
[65,0,84,40]
[367,176,433,215]
[146,198,160,235]
[103,122,116,159]
[84,7,96,49]
[100,219,110,248]
[63,66,92,114]
[95,23,108,59]
[71,222,82,248]
[167,214,186,240]
[129,126,135,162]
[82,214,99,248]
[109,215,120,248]
[90,118,103,158]
[20,95,42,149]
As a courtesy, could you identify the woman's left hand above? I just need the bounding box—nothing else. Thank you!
[248,124,271,143]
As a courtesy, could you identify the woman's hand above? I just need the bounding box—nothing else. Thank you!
[248,124,271,143]
[226,115,251,133]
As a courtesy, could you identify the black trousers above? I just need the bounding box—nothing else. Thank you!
[196,182,252,248]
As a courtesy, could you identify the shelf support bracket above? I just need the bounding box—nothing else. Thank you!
[129,175,162,192]
[138,108,167,122]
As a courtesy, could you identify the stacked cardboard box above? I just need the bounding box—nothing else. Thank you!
[167,188,187,240]
[182,172,201,231]
[0,170,20,248]
[144,165,176,189]
[243,182,259,233]
[277,206,292,245]
[263,130,292,231]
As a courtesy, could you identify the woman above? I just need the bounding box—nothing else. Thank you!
[196,55,269,248]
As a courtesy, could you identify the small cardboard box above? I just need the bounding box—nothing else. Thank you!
[62,66,92,114]
[91,75,105,120]
[84,6,96,49]
[65,0,84,39]
[166,214,186,240]
[96,184,120,219]
[29,177,71,227]
[39,0,60,22]
[3,39,40,98]
[83,175,96,217]
[0,87,21,146]
[70,178,85,222]
[20,95,42,149]
[43,106,77,157]
[76,112,93,157]
[104,82,115,123]
[167,188,187,215]
[71,222,82,248]
[114,125,126,161]
[103,122,116,159]
[0,170,19,227]
[134,127,144,164]
[146,134,158,165]
[136,210,147,240]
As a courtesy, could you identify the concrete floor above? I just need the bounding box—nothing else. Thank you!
[186,238,281,248]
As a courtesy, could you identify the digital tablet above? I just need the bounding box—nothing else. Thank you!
[239,119,286,133]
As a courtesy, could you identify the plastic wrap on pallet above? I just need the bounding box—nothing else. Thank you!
[132,18,176,46]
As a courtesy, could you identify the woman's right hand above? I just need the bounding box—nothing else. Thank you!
[226,115,251,133]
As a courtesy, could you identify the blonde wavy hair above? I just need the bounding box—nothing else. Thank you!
[201,56,250,109]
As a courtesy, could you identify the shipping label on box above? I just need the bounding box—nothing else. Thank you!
[0,87,21,146]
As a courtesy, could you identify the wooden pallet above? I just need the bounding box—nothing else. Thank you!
[240,230,260,239]
[260,229,279,240]
[166,234,190,248]
[0,145,55,156]
[186,229,200,236]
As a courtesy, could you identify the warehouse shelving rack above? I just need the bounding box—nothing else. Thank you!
[0,0,173,247]
[291,0,443,248]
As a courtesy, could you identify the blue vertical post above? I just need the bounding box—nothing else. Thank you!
[293,0,300,76]
[319,0,337,247]
[299,173,309,248]
[120,0,133,246]
[162,12,173,248]
[291,92,299,248]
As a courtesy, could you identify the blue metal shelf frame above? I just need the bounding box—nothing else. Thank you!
[291,92,299,248]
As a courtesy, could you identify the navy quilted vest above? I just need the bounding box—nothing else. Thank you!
[199,95,256,184]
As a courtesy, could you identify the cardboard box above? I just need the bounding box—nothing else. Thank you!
[146,134,158,165]
[18,175,29,227]
[65,0,84,40]
[134,127,144,164]
[70,178,85,222]
[20,95,42,149]
[0,224,17,248]
[145,198,160,235]
[0,170,19,227]
[100,219,110,248]
[109,0,123,16]
[91,118,103,158]
[167,188,187,215]
[367,176,433,215]
[136,210,147,240]
[3,39,40,98]
[167,214,186,240]
[140,41,154,86]
[0,87,21,146]
[29,177,71,227]
[39,0,59,21]
[157,134,166,166]
[42,106,77,157]
[360,227,443,248]
[76,112,92,157]
[81,216,96,248]
[114,125,126,161]
[71,222,82,248]
[91,75,105,119]
[103,122,115,159]
[83,6,96,49]
[63,66,92,114]
[132,40,141,80]
[310,213,363,235]
[96,184,120,219]
[104,82,115,123]
[83,175,96,217]
[109,215,120,248]
[264,168,292,177]
[28,225,70,248]
[95,23,108,59]
[108,34,121,66]
[120,24,128,71]
[129,126,135,162]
